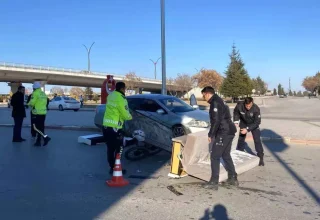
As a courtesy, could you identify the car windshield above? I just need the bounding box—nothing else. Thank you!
[159,97,194,113]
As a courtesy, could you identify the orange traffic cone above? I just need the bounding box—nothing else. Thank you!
[106,153,129,187]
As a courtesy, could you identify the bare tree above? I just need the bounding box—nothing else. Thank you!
[124,72,142,95]
[175,73,194,98]
[50,86,64,95]
[69,87,84,98]
[166,77,177,96]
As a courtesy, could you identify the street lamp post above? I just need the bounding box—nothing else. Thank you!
[83,42,95,73]
[149,57,161,79]
[161,0,166,95]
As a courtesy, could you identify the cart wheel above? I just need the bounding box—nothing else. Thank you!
[124,147,150,161]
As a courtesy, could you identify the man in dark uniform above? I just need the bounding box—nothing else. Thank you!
[201,86,238,190]
[233,97,264,166]
[11,85,26,142]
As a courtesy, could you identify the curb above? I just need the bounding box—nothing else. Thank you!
[0,124,100,132]
[245,135,320,145]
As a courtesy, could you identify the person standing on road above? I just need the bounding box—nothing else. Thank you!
[80,95,83,108]
[233,97,264,166]
[103,82,132,174]
[11,85,26,142]
[201,86,238,190]
[28,82,51,147]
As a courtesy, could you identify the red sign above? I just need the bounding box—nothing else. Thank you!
[101,75,116,104]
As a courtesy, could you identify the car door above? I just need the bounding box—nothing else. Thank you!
[125,98,172,150]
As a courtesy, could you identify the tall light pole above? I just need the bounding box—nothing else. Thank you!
[150,57,161,79]
[161,0,166,95]
[83,42,95,73]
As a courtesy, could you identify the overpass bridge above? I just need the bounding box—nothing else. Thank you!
[0,62,164,93]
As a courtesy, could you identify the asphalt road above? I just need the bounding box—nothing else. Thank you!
[1,96,320,128]
[0,127,319,220]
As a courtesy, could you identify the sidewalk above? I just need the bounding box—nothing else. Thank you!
[245,119,320,144]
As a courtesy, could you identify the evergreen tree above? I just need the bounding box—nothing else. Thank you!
[289,90,293,96]
[277,84,282,95]
[273,88,277,95]
[293,91,297,96]
[220,44,253,101]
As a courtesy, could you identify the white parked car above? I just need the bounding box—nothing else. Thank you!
[48,96,80,111]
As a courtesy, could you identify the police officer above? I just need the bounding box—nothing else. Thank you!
[103,82,132,174]
[233,97,264,166]
[28,82,51,147]
[201,86,238,190]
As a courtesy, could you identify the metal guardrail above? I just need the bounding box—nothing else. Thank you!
[0,61,162,83]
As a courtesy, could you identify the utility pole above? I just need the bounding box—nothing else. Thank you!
[83,42,95,73]
[149,57,161,79]
[161,0,166,95]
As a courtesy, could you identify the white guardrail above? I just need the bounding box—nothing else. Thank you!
[0,61,162,83]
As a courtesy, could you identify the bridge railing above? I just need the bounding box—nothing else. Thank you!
[0,61,162,83]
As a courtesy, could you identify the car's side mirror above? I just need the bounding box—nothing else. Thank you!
[156,109,165,114]
[192,105,199,109]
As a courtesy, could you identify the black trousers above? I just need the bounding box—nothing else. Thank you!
[210,135,237,183]
[30,111,36,137]
[32,115,47,142]
[103,127,123,169]
[13,117,24,140]
[237,127,264,156]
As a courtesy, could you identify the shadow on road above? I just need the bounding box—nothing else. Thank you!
[261,129,320,205]
[199,204,232,220]
[0,128,171,220]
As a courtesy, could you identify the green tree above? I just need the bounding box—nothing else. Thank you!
[273,88,277,95]
[303,91,309,96]
[253,76,267,95]
[277,84,283,95]
[293,91,297,96]
[220,44,253,101]
[289,90,293,96]
[84,87,93,100]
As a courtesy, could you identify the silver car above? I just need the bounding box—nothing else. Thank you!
[94,94,210,151]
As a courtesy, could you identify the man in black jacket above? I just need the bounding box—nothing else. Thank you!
[201,86,238,190]
[233,97,264,166]
[11,85,26,142]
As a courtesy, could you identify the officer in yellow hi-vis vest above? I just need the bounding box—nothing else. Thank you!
[28,82,51,147]
[103,82,132,174]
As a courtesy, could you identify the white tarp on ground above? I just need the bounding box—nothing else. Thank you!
[174,128,260,182]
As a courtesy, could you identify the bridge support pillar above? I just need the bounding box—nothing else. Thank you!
[8,82,22,94]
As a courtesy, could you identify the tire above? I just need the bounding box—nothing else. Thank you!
[124,147,150,161]
[145,143,162,156]
[74,109,79,112]
[172,125,186,138]
[59,105,64,111]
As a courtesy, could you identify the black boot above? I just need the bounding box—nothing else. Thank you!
[258,153,265,166]
[203,181,219,190]
[43,136,51,146]
[225,174,239,187]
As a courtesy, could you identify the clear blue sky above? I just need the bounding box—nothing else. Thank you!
[1,0,319,93]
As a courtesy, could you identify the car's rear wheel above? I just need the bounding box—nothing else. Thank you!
[74,109,79,112]
[172,125,186,138]
[59,105,64,111]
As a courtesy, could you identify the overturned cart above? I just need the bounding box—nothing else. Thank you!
[168,128,260,182]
